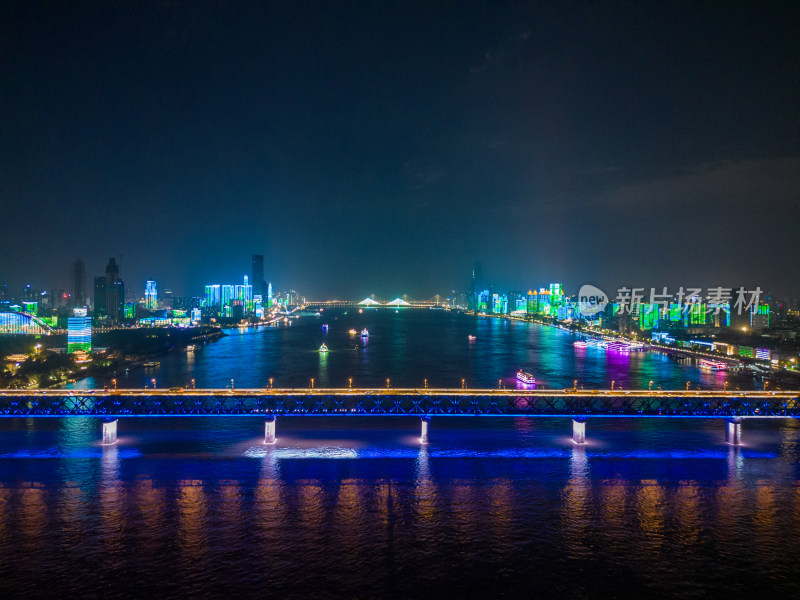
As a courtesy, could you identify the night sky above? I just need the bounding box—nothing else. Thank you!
[2,2,799,299]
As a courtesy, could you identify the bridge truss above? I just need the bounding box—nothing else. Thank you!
[0,389,798,417]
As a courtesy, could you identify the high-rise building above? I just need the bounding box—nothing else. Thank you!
[235,276,253,313]
[106,257,119,284]
[71,257,86,307]
[103,258,124,320]
[145,281,158,310]
[94,276,107,317]
[205,285,221,311]
[221,285,235,309]
[470,261,483,310]
[67,308,92,353]
[252,254,266,298]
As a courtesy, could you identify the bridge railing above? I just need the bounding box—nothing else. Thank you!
[0,389,797,417]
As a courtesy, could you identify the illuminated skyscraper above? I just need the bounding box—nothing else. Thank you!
[205,285,221,311]
[469,261,483,310]
[67,308,92,353]
[221,285,235,308]
[235,276,253,313]
[145,281,157,310]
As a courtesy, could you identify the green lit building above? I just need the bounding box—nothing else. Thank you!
[67,308,92,353]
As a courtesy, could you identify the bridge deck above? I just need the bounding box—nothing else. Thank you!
[0,389,797,417]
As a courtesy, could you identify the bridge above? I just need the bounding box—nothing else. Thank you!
[1,388,797,446]
[304,299,445,309]
[0,311,54,335]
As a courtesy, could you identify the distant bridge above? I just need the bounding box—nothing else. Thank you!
[0,311,53,335]
[304,300,445,309]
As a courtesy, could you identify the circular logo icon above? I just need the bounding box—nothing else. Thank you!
[578,284,608,317]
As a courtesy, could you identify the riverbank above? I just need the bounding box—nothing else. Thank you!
[1,326,226,389]
[476,311,800,388]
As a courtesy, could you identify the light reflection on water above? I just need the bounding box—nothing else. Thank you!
[0,418,796,596]
[75,309,776,390]
[7,309,800,596]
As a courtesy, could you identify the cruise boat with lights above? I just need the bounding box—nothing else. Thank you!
[699,358,727,370]
[348,329,357,335]
[516,370,536,384]
[606,341,630,352]
[318,343,329,353]
[468,335,476,341]
[573,340,588,348]
[360,328,369,337]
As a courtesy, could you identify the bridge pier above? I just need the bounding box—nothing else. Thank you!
[420,416,430,444]
[726,417,742,446]
[572,418,586,445]
[264,416,276,444]
[102,418,118,445]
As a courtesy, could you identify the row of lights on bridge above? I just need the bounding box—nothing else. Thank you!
[114,377,761,393]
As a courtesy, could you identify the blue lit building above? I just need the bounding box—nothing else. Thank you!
[145,280,158,310]
[67,308,92,353]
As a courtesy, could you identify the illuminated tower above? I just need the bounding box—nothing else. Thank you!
[145,281,158,310]
[71,257,86,307]
[205,285,221,312]
[67,308,92,353]
[470,261,483,310]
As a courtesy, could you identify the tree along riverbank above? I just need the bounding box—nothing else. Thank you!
[1,326,224,389]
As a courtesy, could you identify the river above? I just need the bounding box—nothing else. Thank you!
[2,309,798,598]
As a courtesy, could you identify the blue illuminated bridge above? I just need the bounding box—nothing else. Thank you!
[1,388,798,446]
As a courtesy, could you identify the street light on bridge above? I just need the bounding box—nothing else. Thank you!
[649,380,654,391]
[112,379,117,391]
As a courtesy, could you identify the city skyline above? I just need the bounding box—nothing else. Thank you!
[2,3,799,297]
[2,251,799,304]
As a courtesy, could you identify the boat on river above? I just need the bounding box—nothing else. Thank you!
[516,370,536,384]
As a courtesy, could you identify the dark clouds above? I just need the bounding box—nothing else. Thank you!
[1,2,798,298]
